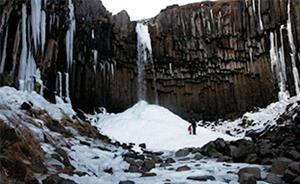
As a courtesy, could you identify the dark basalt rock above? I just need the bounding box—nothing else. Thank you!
[119,180,135,184]
[165,157,176,164]
[271,157,293,175]
[42,175,76,184]
[141,172,157,177]
[175,165,191,172]
[265,173,285,184]
[175,148,190,157]
[187,175,216,181]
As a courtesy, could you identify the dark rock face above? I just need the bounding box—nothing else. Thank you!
[1,0,300,120]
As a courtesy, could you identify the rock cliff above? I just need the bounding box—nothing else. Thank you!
[1,0,300,120]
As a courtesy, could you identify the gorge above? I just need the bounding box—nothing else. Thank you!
[1,0,300,183]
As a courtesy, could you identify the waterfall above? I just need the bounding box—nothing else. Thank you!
[66,0,76,71]
[136,22,152,101]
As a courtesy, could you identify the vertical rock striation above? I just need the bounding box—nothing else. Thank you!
[1,0,300,120]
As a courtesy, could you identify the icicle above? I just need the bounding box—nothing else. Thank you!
[136,22,152,101]
[169,63,174,76]
[57,72,62,97]
[287,0,300,95]
[111,63,114,76]
[92,49,98,72]
[249,47,254,72]
[269,32,278,73]
[252,0,256,13]
[25,51,38,92]
[18,4,28,91]
[36,69,43,96]
[258,0,263,31]
[65,73,71,103]
[0,28,8,73]
[91,29,95,39]
[66,0,76,71]
[41,10,46,53]
[31,0,42,52]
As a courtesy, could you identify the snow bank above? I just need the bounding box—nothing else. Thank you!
[87,101,237,151]
[0,86,75,120]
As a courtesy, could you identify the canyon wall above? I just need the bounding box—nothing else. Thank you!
[1,0,300,120]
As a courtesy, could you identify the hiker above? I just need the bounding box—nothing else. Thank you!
[191,121,197,135]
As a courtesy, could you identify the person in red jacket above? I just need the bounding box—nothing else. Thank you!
[188,123,192,135]
[188,122,197,135]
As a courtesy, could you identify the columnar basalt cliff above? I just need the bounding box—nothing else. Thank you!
[1,0,300,120]
[0,0,74,103]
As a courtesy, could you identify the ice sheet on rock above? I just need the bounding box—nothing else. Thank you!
[87,101,237,151]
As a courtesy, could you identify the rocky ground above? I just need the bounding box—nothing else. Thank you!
[0,87,300,184]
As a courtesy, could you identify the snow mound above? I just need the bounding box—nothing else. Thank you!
[87,101,237,151]
[0,86,75,120]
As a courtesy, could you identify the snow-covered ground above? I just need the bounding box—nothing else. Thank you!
[86,101,238,151]
[200,95,300,138]
[87,95,300,152]
[0,86,75,120]
[0,86,296,183]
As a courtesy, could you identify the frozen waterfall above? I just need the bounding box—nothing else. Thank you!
[18,4,41,93]
[287,0,300,95]
[136,22,152,101]
[269,0,300,99]
[66,0,76,71]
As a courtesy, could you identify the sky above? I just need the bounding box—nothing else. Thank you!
[101,0,202,21]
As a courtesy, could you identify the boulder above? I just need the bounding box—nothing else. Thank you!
[165,158,176,163]
[139,143,146,149]
[175,148,190,157]
[119,180,135,184]
[231,140,256,162]
[159,163,172,167]
[238,167,261,184]
[283,162,300,183]
[265,173,284,184]
[20,102,32,111]
[193,153,203,160]
[239,173,257,184]
[238,167,261,180]
[141,172,157,177]
[271,158,293,175]
[176,165,191,172]
[187,175,216,181]
[141,160,155,172]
